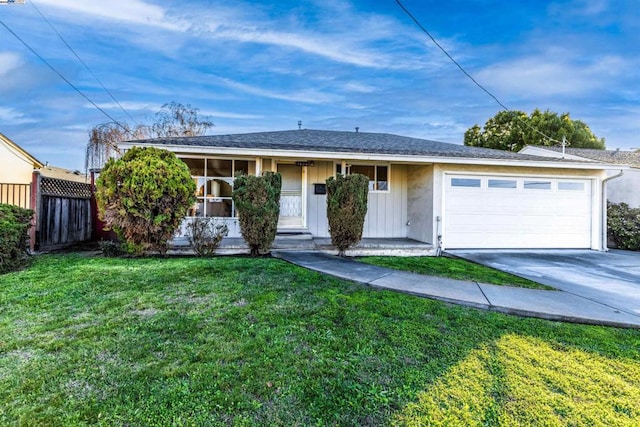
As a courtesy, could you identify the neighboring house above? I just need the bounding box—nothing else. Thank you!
[1,131,44,208]
[120,129,626,251]
[520,146,640,208]
[0,131,92,250]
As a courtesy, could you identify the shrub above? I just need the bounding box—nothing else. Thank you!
[607,202,640,251]
[326,173,369,256]
[95,146,196,255]
[186,217,229,256]
[232,172,281,256]
[0,203,33,274]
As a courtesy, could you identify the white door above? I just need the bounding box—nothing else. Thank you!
[277,163,305,228]
[443,175,592,249]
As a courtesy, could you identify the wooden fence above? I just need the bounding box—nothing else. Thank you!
[0,183,31,209]
[36,175,93,251]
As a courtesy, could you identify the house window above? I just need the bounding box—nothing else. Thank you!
[488,179,517,189]
[179,156,255,218]
[451,177,481,188]
[336,163,389,191]
[558,182,585,191]
[524,180,551,190]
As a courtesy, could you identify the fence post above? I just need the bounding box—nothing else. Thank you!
[30,170,40,252]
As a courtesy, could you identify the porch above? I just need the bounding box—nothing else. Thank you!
[170,235,436,257]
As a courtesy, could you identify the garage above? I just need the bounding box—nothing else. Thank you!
[443,174,593,249]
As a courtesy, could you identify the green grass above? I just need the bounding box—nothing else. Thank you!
[1,254,639,426]
[360,255,552,289]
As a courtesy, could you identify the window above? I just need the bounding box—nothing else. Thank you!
[488,179,517,189]
[451,177,481,188]
[336,163,389,191]
[179,157,255,218]
[524,180,551,190]
[558,182,585,191]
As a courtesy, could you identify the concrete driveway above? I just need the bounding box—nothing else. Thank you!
[447,249,640,318]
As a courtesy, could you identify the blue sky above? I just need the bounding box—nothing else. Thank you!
[1,0,638,170]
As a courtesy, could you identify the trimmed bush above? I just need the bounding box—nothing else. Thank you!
[0,203,33,274]
[326,173,369,256]
[95,147,196,255]
[608,202,640,251]
[232,172,281,256]
[186,217,229,256]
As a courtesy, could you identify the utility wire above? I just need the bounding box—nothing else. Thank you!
[29,0,139,125]
[0,19,132,140]
[394,0,563,145]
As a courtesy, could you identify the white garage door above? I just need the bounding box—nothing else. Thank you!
[444,175,593,249]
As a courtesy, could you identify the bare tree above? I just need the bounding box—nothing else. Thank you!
[86,102,213,172]
[149,102,214,138]
[85,122,146,171]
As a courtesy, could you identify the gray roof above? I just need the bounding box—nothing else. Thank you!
[129,129,588,162]
[539,146,640,167]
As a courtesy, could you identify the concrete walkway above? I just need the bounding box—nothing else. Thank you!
[273,250,640,329]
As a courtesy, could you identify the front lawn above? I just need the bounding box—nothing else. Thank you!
[1,255,639,425]
[360,255,551,289]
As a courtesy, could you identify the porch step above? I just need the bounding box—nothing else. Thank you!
[275,231,313,241]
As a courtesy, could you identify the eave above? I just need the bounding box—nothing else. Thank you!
[118,141,628,172]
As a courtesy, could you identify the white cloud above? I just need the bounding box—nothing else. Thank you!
[475,53,629,98]
[92,101,157,112]
[35,0,184,30]
[213,77,343,105]
[0,52,23,77]
[0,107,36,124]
[199,110,265,120]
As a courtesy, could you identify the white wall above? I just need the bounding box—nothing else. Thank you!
[306,161,408,238]
[0,140,34,184]
[607,170,640,208]
[406,165,434,243]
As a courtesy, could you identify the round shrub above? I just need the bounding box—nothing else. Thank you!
[95,147,196,255]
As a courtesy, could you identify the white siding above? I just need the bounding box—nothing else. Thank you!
[406,165,434,243]
[0,140,34,184]
[306,162,408,238]
[306,161,333,236]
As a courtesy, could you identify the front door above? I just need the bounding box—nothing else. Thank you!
[277,163,305,228]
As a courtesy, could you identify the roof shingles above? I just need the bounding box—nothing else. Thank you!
[128,129,589,163]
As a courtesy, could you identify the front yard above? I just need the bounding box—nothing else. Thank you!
[1,254,639,426]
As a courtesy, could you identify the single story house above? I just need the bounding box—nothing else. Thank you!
[1,131,44,208]
[520,145,640,208]
[120,129,627,251]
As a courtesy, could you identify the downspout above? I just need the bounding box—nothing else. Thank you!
[601,170,624,251]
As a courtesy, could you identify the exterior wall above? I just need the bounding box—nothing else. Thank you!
[0,140,34,183]
[434,164,608,250]
[607,170,640,208]
[406,164,434,243]
[305,161,408,238]
[306,161,332,237]
[362,164,408,238]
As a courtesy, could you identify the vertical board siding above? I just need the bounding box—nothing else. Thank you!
[305,162,408,238]
[306,161,332,236]
[362,165,407,238]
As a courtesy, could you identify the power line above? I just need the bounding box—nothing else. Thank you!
[0,19,132,139]
[29,0,139,125]
[394,0,563,145]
